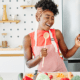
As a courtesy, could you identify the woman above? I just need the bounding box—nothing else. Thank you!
[23,0,80,72]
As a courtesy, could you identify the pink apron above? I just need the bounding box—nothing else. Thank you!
[33,29,67,72]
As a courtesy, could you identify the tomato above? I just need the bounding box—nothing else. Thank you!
[60,78,69,80]
[49,75,53,79]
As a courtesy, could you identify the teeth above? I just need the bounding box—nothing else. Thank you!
[46,23,51,27]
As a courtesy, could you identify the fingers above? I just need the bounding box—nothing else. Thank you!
[41,48,47,57]
[77,34,80,37]
[77,34,80,41]
[76,34,80,41]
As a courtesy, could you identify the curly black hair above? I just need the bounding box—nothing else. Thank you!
[35,0,59,16]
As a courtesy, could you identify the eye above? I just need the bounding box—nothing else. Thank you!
[45,16,49,19]
[52,18,54,20]
[46,17,49,19]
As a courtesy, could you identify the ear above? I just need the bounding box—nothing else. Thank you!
[38,14,42,22]
[38,17,40,22]
[36,15,40,22]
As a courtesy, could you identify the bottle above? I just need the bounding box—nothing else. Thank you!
[2,5,8,21]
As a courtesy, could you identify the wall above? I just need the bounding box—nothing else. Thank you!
[0,0,62,47]
[0,0,37,47]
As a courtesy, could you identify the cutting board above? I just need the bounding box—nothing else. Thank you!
[25,72,70,80]
[48,73,69,80]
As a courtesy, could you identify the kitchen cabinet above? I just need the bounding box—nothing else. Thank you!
[0,51,24,72]
[0,56,24,72]
[0,73,19,80]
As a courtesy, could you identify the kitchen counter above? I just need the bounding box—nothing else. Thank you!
[0,49,24,54]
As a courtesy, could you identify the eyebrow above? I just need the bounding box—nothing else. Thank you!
[45,14,54,17]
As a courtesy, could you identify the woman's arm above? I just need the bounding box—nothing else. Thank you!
[23,34,47,68]
[55,29,80,58]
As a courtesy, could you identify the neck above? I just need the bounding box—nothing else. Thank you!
[37,24,44,30]
[37,24,50,31]
[37,27,44,30]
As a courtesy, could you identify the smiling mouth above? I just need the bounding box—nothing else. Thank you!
[46,23,51,27]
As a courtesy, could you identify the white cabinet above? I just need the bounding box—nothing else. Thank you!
[0,57,24,72]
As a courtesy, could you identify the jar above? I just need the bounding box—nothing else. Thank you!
[2,33,8,48]
[12,15,17,21]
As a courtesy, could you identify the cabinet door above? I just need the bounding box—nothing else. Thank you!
[0,57,24,72]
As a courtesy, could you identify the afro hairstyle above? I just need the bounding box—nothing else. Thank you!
[35,0,59,16]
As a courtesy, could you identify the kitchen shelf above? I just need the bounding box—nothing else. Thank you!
[20,5,35,9]
[0,20,20,24]
[0,45,23,51]
[0,54,24,57]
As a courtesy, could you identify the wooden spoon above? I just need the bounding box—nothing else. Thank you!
[42,32,49,67]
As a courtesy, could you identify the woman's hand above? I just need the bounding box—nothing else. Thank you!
[40,48,47,57]
[75,34,80,48]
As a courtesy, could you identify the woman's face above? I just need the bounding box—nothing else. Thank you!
[38,10,54,31]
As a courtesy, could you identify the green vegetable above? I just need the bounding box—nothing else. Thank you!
[71,75,80,80]
[0,76,3,80]
[36,73,50,80]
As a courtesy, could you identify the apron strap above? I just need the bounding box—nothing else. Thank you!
[49,30,63,60]
[49,30,58,52]
[34,29,37,46]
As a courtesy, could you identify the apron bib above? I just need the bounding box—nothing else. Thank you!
[33,29,67,72]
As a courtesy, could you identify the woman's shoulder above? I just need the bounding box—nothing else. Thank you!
[55,29,62,36]
[24,34,31,42]
[24,31,35,40]
[55,29,63,40]
[50,29,61,33]
[50,29,62,40]
[50,29,61,34]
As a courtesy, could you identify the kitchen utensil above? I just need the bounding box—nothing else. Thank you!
[33,70,38,80]
[42,32,49,67]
